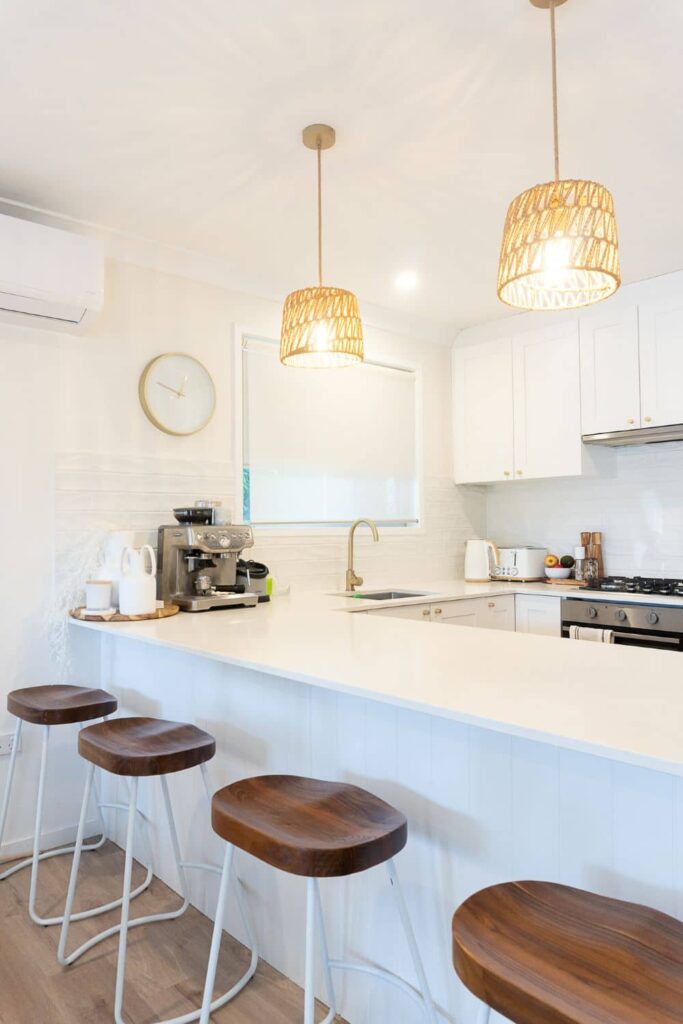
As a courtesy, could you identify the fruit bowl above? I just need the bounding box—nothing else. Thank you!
[545,567,572,579]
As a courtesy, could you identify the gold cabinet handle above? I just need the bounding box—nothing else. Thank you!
[627,418,634,425]
[516,469,523,476]
[644,416,652,423]
[504,470,511,477]
[433,607,442,616]
[488,601,495,608]
[422,608,430,616]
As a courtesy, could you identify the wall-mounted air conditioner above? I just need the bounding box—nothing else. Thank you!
[0,213,104,328]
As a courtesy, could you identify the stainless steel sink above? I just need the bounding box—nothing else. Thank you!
[355,590,431,601]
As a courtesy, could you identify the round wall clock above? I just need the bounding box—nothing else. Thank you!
[139,353,216,436]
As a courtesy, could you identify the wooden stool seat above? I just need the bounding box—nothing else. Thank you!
[211,774,407,877]
[78,717,216,776]
[452,880,683,1024]
[7,685,117,726]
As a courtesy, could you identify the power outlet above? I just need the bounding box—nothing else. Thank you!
[0,733,20,757]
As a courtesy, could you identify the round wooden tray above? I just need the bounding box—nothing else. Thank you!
[70,604,180,622]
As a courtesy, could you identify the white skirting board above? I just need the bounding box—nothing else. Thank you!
[0,819,101,862]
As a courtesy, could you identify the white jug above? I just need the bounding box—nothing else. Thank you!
[119,544,157,616]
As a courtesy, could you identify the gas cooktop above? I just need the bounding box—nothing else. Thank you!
[585,576,683,597]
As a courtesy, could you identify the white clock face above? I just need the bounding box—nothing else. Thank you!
[139,353,216,436]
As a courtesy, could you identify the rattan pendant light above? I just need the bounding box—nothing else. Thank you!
[497,0,620,311]
[280,124,363,367]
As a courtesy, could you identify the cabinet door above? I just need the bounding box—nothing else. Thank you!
[513,323,582,480]
[579,306,640,434]
[453,339,514,484]
[367,603,432,621]
[639,298,683,427]
[478,595,515,631]
[515,595,561,637]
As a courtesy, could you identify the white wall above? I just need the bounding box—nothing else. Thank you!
[0,250,485,854]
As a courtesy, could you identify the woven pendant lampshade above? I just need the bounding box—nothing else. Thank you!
[497,0,620,311]
[280,125,363,367]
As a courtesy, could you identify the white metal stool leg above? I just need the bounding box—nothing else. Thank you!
[304,877,317,1024]
[198,842,234,1024]
[63,766,258,1024]
[314,879,338,1023]
[386,858,438,1023]
[0,721,107,887]
[317,858,437,1023]
[114,777,140,1024]
[58,765,157,965]
[0,716,133,927]
[476,1001,491,1024]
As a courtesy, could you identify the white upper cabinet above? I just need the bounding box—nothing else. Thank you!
[453,339,514,484]
[512,322,582,480]
[579,306,640,435]
[639,296,683,428]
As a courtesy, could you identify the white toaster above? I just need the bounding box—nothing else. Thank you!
[490,545,547,581]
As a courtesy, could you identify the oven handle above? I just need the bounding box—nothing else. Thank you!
[563,626,681,646]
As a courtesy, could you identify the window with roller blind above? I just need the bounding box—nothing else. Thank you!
[239,336,420,528]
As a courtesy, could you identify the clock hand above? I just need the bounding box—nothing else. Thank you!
[178,375,188,397]
[157,380,183,397]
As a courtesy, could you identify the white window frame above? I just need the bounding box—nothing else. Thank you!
[233,326,425,537]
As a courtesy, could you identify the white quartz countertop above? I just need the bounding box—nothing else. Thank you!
[72,579,683,777]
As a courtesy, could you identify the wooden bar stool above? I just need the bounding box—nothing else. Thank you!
[199,774,437,1024]
[58,716,258,1024]
[452,880,683,1024]
[0,684,150,928]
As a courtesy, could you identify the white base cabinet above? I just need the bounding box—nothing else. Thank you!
[514,594,562,637]
[367,593,561,638]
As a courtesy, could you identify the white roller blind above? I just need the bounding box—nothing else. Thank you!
[242,338,419,525]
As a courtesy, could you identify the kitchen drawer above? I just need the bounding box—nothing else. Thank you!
[366,602,433,621]
[432,595,515,631]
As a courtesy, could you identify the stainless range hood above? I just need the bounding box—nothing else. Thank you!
[583,423,683,447]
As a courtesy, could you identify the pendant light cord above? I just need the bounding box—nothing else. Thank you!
[316,141,323,286]
[549,0,560,182]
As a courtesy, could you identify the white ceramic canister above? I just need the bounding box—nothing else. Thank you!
[118,544,157,616]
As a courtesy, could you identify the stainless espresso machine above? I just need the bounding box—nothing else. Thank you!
[157,521,258,612]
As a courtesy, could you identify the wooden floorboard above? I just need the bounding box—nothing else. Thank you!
[0,840,345,1023]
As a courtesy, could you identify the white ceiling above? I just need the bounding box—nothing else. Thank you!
[1,0,681,331]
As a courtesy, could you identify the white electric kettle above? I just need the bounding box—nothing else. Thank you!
[119,544,157,616]
[464,539,500,582]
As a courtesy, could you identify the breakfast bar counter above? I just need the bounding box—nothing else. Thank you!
[72,581,683,776]
[69,583,683,1024]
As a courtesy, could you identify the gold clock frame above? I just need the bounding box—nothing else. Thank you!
[138,352,216,436]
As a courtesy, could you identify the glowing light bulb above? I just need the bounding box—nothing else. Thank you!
[543,236,572,273]
[312,322,329,350]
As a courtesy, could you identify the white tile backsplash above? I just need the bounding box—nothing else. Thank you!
[486,440,683,577]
